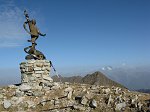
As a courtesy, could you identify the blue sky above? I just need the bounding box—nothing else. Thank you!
[0,0,150,70]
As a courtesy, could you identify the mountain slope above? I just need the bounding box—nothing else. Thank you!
[0,82,150,111]
[52,71,125,88]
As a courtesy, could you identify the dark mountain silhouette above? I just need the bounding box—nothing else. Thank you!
[52,71,125,88]
[52,75,82,83]
[137,89,150,93]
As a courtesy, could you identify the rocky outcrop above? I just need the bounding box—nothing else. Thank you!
[0,82,149,112]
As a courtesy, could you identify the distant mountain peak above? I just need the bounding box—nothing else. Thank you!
[52,71,125,88]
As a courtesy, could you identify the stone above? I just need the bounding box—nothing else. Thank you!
[64,87,73,99]
[3,99,11,109]
[51,83,60,90]
[85,92,94,100]
[54,98,59,105]
[35,74,41,78]
[89,99,97,108]
[36,63,44,67]
[115,102,126,111]
[34,85,42,90]
[114,87,121,94]
[12,97,24,105]
[73,105,85,111]
[34,67,42,71]
[0,94,3,99]
[35,70,44,74]
[8,85,17,89]
[19,84,32,91]
[33,91,43,97]
[107,95,113,106]
[102,88,110,94]
[138,102,143,110]
[15,89,24,97]
[43,76,53,82]
[26,100,35,108]
[81,96,88,105]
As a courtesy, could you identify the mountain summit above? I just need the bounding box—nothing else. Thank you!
[52,71,125,88]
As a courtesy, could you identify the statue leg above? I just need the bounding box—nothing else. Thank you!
[31,36,38,45]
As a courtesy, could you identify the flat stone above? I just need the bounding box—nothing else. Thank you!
[51,84,60,90]
[115,102,126,111]
[81,96,88,105]
[35,71,45,74]
[43,76,53,82]
[45,67,50,71]
[19,84,32,91]
[15,89,24,97]
[27,60,36,64]
[33,91,43,97]
[34,67,42,71]
[3,99,11,109]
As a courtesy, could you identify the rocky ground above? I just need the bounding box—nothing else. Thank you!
[0,82,149,112]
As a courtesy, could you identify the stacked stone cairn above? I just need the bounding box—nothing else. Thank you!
[20,60,53,89]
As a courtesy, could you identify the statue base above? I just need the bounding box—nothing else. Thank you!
[20,60,53,87]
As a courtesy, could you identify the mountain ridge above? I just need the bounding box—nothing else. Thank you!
[52,71,126,88]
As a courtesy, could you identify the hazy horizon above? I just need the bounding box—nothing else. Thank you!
[0,64,150,90]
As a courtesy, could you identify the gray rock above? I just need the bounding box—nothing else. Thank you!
[34,67,42,71]
[115,102,126,111]
[64,87,73,99]
[26,100,35,108]
[89,99,97,108]
[19,84,31,91]
[107,95,113,106]
[81,96,88,105]
[51,83,60,90]
[15,89,24,97]
[114,87,121,94]
[138,102,143,110]
[102,88,110,94]
[35,71,44,74]
[3,99,11,109]
[43,76,53,82]
[91,85,99,90]
[73,105,85,111]
[11,97,22,105]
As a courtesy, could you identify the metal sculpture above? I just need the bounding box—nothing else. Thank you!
[23,10,46,60]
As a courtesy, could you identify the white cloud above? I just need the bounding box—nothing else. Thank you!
[0,1,27,47]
